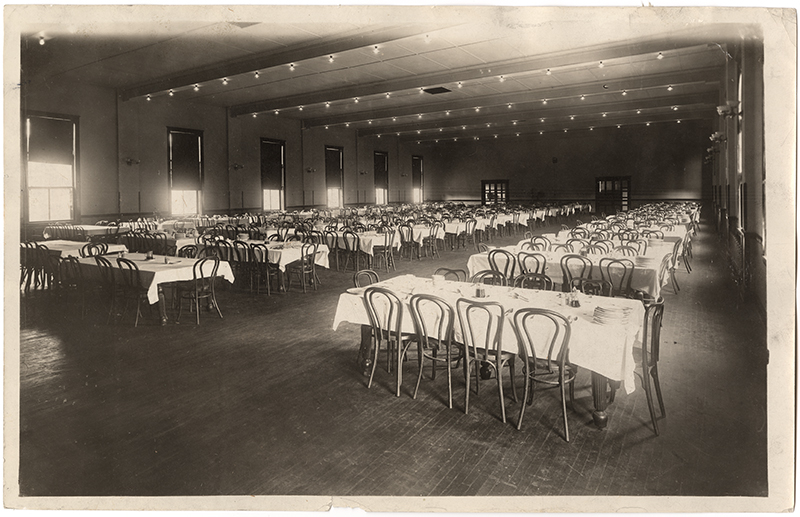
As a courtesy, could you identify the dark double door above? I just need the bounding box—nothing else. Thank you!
[595,176,630,215]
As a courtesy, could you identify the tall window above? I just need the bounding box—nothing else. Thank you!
[25,113,78,222]
[374,151,388,205]
[168,127,203,215]
[325,146,344,208]
[411,155,423,203]
[261,138,285,211]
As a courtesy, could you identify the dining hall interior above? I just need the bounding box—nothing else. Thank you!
[6,5,796,512]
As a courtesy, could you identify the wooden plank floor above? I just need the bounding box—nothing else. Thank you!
[17,212,768,497]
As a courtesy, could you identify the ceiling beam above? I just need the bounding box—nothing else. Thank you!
[303,70,721,128]
[119,24,446,101]
[231,40,722,117]
[355,91,720,137]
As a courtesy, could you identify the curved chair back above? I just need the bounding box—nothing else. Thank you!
[551,243,574,253]
[488,248,516,279]
[560,254,593,287]
[470,269,507,286]
[456,298,505,364]
[353,269,380,287]
[409,294,455,363]
[614,245,639,257]
[178,244,197,258]
[513,272,554,291]
[434,268,467,282]
[575,278,612,297]
[116,257,145,290]
[363,286,404,346]
[599,257,635,297]
[531,236,550,251]
[517,251,546,274]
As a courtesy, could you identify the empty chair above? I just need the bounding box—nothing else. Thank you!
[116,257,151,327]
[513,272,554,291]
[398,224,421,260]
[584,243,607,255]
[635,297,667,435]
[599,257,635,297]
[614,245,639,257]
[470,269,507,286]
[94,255,120,324]
[477,242,490,253]
[550,243,574,253]
[287,242,319,293]
[363,287,414,396]
[488,248,516,280]
[566,238,588,253]
[518,251,546,275]
[458,218,478,250]
[177,244,197,258]
[560,254,593,291]
[175,256,224,325]
[518,241,534,251]
[353,269,380,288]
[409,294,463,408]
[250,243,275,295]
[372,229,396,272]
[59,256,85,318]
[531,236,550,251]
[575,278,612,297]
[456,298,517,423]
[80,242,108,258]
[512,308,575,440]
[433,268,467,282]
[341,230,361,271]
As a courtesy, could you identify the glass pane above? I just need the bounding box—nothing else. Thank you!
[263,189,282,210]
[28,189,50,221]
[375,188,386,205]
[50,188,72,220]
[28,161,72,187]
[327,188,342,208]
[412,188,422,204]
[171,190,197,215]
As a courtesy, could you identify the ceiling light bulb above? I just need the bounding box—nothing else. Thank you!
[254,71,260,78]
[397,132,400,136]
[419,88,424,94]
[354,97,359,103]
[475,107,480,112]
[222,77,228,85]
[590,127,594,131]
[475,136,479,140]
[507,103,512,108]
[672,105,679,111]
[546,68,551,75]
[486,123,491,127]
[368,120,372,124]
[373,45,380,54]
[252,113,257,118]
[39,36,45,45]
[636,109,641,114]
[677,120,682,123]
[345,122,350,127]
[512,121,517,125]
[598,61,604,68]
[564,129,568,132]
[435,139,438,143]
[454,138,457,141]
[580,95,585,100]
[539,131,543,135]
[499,75,505,82]
[457,82,463,88]
[417,130,421,134]
[494,135,498,138]
[386,93,390,98]
[146,94,151,101]
[378,135,382,138]
[329,55,334,63]
[657,52,664,60]
[439,128,443,132]
[325,126,329,130]
[540,118,544,122]
[325,102,330,108]
[617,125,621,128]
[570,115,575,120]
[418,114,422,119]
[289,63,295,71]
[461,126,466,130]
[667,85,673,91]
[516,133,520,137]
[168,89,174,96]
[417,141,421,144]
[602,112,607,117]
[542,99,547,105]
[193,84,199,91]
[274,110,279,115]
[622,90,627,96]
[445,111,450,115]
[392,117,397,122]
[298,106,303,111]
[646,122,651,126]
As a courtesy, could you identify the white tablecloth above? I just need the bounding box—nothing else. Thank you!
[332,274,644,393]
[40,240,128,258]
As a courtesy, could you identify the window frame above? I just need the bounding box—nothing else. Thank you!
[167,126,204,216]
[261,138,286,211]
[325,145,344,208]
[23,111,80,223]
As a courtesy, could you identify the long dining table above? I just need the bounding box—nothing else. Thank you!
[40,239,128,258]
[77,252,235,324]
[466,242,672,298]
[332,274,645,429]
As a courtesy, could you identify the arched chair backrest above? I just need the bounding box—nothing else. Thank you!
[560,254,593,287]
[469,269,507,286]
[598,257,635,297]
[434,268,467,282]
[518,251,546,275]
[353,269,380,287]
[488,248,516,280]
[513,272,554,291]
[178,244,198,258]
[531,236,550,251]
[456,297,505,364]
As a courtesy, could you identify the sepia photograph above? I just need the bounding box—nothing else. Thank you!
[4,4,796,513]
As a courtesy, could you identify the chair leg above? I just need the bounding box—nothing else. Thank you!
[463,359,472,415]
[496,363,507,424]
[367,335,380,389]
[413,343,424,400]
[560,373,571,442]
[651,365,666,417]
[517,370,531,430]
[641,370,660,435]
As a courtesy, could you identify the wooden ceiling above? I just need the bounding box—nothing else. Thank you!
[19,6,755,142]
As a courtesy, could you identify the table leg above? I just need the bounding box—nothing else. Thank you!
[156,285,168,325]
[356,324,373,376]
[590,371,615,429]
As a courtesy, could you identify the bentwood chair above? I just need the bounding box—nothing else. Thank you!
[398,224,420,261]
[372,229,396,272]
[341,230,361,272]
[363,286,415,396]
[249,243,273,296]
[458,218,478,250]
[512,308,575,440]
[434,268,468,282]
[456,298,517,423]
[80,242,108,258]
[531,236,550,251]
[488,249,517,280]
[513,272,554,291]
[353,269,380,288]
[635,297,667,435]
[409,294,463,408]
[116,257,152,327]
[518,251,546,275]
[599,257,635,297]
[470,269,507,286]
[323,230,340,272]
[176,256,224,325]
[177,244,197,258]
[59,256,86,318]
[560,254,592,291]
[575,278,613,297]
[287,242,319,293]
[94,255,120,324]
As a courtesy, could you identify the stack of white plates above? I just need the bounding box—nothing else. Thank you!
[593,306,633,325]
